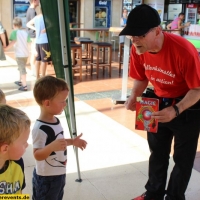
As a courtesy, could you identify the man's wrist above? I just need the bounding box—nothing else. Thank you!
[172,105,179,117]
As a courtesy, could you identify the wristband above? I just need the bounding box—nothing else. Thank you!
[173,105,179,117]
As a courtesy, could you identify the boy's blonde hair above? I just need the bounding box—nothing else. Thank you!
[13,17,22,28]
[33,76,69,105]
[0,105,31,145]
[0,89,5,103]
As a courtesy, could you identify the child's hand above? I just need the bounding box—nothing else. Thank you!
[41,29,46,34]
[50,139,67,151]
[73,133,87,150]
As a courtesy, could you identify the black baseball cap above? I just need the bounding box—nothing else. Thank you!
[119,4,161,36]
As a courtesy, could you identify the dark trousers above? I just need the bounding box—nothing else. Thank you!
[145,105,200,200]
[32,168,66,200]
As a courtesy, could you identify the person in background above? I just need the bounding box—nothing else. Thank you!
[0,21,6,60]
[119,8,128,44]
[26,0,40,76]
[166,12,190,36]
[119,4,200,200]
[120,8,128,27]
[4,17,31,91]
[26,5,51,79]
[32,75,87,200]
[0,104,31,194]
[0,89,6,104]
[69,11,75,39]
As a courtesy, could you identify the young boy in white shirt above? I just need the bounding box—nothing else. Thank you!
[32,75,87,200]
[4,17,31,91]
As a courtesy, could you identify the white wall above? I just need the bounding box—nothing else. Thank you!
[143,0,165,22]
[1,0,13,36]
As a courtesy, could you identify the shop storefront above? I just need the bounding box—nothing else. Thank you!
[2,0,200,46]
[0,0,125,38]
[165,0,200,23]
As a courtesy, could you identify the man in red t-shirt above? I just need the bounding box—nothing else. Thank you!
[120,4,200,200]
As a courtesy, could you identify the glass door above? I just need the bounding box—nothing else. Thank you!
[69,1,78,26]
[69,0,80,39]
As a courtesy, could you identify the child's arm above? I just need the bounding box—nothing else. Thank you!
[41,28,46,34]
[0,32,6,47]
[66,133,87,150]
[26,17,36,31]
[33,138,67,161]
[4,40,15,51]
[4,30,17,50]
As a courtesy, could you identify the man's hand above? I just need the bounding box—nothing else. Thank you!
[125,79,148,111]
[73,133,87,150]
[151,106,177,123]
[125,95,136,111]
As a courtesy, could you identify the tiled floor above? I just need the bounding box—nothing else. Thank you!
[4,49,200,153]
[71,51,200,172]
[1,51,200,199]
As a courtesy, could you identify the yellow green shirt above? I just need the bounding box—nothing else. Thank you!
[0,158,25,194]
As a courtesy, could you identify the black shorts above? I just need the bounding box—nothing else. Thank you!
[36,43,52,62]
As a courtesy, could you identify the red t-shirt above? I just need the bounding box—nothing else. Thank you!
[129,32,200,98]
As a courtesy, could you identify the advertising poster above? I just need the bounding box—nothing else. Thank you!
[156,3,164,21]
[94,0,111,28]
[122,0,142,14]
[13,0,30,28]
[145,0,164,21]
[123,0,133,13]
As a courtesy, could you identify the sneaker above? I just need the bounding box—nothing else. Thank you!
[18,86,27,91]
[132,192,154,200]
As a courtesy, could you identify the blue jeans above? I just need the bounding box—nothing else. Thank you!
[32,168,66,200]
